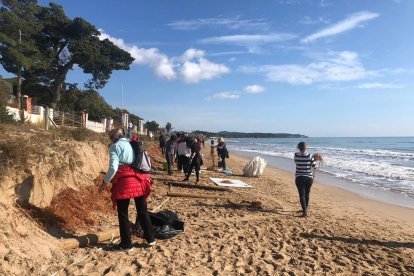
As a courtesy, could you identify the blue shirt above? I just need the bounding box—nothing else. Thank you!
[104,138,134,183]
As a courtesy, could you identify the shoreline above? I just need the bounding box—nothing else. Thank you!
[229,148,414,210]
[227,150,414,223]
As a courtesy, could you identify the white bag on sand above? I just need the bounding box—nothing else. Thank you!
[243,156,267,177]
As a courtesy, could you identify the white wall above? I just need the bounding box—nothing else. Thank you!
[6,106,20,121]
[86,120,106,133]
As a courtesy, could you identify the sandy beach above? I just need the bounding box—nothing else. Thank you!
[1,142,414,275]
[55,146,414,274]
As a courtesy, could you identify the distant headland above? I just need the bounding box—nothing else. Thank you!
[191,131,308,139]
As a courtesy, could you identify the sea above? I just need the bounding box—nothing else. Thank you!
[225,137,414,209]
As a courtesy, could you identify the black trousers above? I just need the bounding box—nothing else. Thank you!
[295,176,313,213]
[178,155,190,174]
[116,196,155,246]
[187,159,201,181]
[160,145,165,156]
[219,157,226,170]
[166,153,174,175]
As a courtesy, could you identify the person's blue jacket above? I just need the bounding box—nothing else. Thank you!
[104,138,134,183]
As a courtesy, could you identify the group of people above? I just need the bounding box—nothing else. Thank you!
[98,126,316,251]
[159,133,230,183]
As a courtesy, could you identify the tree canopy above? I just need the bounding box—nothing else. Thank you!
[33,3,134,108]
[145,121,159,132]
[0,1,134,108]
[0,0,45,106]
[0,1,163,129]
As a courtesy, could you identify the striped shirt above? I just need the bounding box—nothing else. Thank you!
[294,152,316,178]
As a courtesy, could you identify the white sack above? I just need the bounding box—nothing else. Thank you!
[242,156,267,177]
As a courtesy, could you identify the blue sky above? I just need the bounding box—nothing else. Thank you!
[2,0,414,136]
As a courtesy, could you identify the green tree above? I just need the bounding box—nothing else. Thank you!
[129,113,143,126]
[0,0,44,108]
[144,120,159,132]
[59,89,116,121]
[166,122,172,133]
[31,3,133,108]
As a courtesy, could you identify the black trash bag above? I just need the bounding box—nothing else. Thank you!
[153,224,183,240]
[149,210,184,239]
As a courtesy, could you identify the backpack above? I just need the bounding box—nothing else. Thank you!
[130,139,151,173]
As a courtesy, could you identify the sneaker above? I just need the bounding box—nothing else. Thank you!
[148,240,156,246]
[110,244,134,252]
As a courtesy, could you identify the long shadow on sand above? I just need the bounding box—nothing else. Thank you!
[195,202,303,217]
[300,233,414,249]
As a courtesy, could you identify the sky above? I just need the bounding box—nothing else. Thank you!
[2,0,414,137]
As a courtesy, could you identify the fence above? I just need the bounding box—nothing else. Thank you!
[6,102,139,134]
[51,110,83,128]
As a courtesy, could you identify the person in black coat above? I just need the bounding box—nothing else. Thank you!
[159,134,166,155]
[216,137,229,170]
[183,137,203,183]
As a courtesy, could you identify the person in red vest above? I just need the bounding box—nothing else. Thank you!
[99,128,155,251]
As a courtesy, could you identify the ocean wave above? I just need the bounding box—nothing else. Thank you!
[228,144,414,196]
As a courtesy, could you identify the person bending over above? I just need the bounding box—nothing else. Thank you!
[99,128,155,250]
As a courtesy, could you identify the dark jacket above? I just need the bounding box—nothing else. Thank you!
[159,135,166,147]
[217,142,228,159]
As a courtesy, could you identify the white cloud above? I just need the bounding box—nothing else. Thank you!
[244,85,266,93]
[357,82,403,89]
[240,51,373,85]
[207,92,240,101]
[200,33,297,45]
[299,16,330,25]
[302,11,379,43]
[179,50,230,84]
[168,16,268,31]
[99,31,229,84]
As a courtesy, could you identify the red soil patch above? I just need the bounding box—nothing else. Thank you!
[18,174,113,234]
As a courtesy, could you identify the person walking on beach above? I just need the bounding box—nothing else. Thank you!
[210,139,216,167]
[177,133,191,175]
[216,137,229,170]
[183,137,203,183]
[165,134,177,175]
[99,128,155,250]
[294,142,316,217]
[159,134,166,156]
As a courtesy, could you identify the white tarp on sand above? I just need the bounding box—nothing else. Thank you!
[243,156,267,177]
[209,178,253,188]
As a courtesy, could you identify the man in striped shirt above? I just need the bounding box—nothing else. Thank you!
[294,142,316,217]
